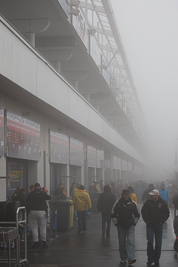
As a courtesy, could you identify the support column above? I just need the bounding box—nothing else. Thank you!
[67,164,70,198]
[0,157,7,201]
[26,32,35,47]
[104,149,113,182]
[74,81,79,91]
[84,94,90,103]
[54,61,61,73]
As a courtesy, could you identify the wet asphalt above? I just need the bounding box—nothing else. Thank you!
[26,205,178,267]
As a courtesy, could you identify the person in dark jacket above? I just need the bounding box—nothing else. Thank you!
[55,183,66,199]
[141,189,170,266]
[97,185,116,237]
[142,183,154,203]
[16,188,26,206]
[12,186,22,201]
[26,182,51,249]
[111,189,140,265]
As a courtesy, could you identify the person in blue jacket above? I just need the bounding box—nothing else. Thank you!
[159,184,170,204]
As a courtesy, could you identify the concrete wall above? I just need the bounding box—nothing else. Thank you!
[0,20,146,165]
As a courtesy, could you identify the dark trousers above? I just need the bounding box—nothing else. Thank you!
[146,223,163,263]
[102,213,111,235]
[77,211,87,232]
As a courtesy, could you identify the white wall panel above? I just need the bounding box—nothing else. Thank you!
[0,21,146,165]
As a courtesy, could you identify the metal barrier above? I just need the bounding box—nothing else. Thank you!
[0,206,28,266]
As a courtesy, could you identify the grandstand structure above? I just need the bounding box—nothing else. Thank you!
[0,0,147,199]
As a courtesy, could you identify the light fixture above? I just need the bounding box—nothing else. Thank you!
[101,64,107,70]
[88,28,97,36]
[70,7,79,16]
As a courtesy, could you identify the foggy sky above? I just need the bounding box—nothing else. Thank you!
[110,0,178,181]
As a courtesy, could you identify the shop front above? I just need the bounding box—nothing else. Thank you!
[49,130,69,196]
[6,110,40,198]
[69,137,83,188]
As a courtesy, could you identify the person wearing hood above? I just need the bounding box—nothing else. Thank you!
[142,183,154,203]
[73,185,92,234]
[97,185,116,237]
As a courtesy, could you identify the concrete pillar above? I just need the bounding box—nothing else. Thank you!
[104,149,113,182]
[84,94,90,103]
[75,81,79,91]
[0,157,7,201]
[66,164,70,198]
[26,32,35,47]
[54,61,61,73]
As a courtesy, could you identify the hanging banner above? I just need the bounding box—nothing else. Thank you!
[70,138,83,166]
[6,111,40,160]
[97,149,104,168]
[50,130,69,164]
[87,145,96,168]
[0,108,4,156]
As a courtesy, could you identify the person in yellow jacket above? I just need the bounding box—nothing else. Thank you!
[73,185,92,233]
[128,186,138,204]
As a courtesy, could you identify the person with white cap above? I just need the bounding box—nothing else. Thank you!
[141,189,170,266]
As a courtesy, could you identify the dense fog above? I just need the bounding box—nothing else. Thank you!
[110,0,178,181]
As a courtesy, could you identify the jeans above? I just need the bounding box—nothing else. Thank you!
[77,211,87,232]
[74,208,78,220]
[117,225,135,261]
[146,223,163,263]
[102,213,111,235]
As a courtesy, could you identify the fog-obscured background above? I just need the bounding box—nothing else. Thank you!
[110,0,178,181]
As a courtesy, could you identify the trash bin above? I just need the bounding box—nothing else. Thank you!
[49,200,73,232]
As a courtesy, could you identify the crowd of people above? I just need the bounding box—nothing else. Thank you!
[9,179,178,265]
[87,179,175,266]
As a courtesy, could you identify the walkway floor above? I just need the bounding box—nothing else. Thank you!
[27,205,178,267]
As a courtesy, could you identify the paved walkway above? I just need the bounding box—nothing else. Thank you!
[27,206,178,267]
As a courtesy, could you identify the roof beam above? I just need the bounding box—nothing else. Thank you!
[79,1,105,13]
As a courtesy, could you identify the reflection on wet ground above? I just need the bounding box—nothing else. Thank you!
[27,205,178,267]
